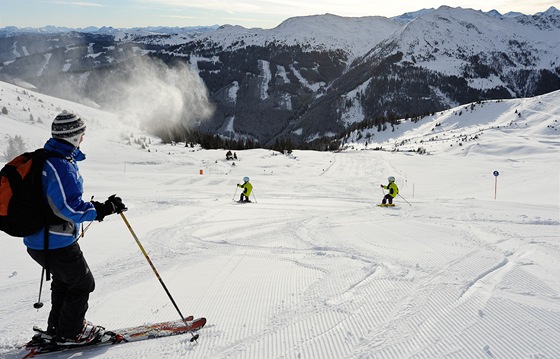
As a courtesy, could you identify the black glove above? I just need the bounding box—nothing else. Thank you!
[92,195,127,221]
[107,194,127,214]
[92,200,114,222]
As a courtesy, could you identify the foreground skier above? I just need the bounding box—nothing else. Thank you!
[24,111,126,346]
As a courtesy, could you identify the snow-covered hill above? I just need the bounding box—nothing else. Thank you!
[387,6,560,77]
[344,89,560,156]
[190,14,402,62]
[0,81,559,358]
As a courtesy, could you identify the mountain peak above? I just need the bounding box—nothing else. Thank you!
[540,6,559,15]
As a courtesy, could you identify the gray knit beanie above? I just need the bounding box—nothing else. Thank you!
[51,111,86,147]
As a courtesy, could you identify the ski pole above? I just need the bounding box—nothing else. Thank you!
[378,186,386,205]
[232,186,238,201]
[33,269,45,309]
[398,193,412,206]
[251,189,257,203]
[78,196,95,240]
[78,221,93,239]
[120,212,199,341]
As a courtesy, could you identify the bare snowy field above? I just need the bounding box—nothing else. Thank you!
[0,81,559,358]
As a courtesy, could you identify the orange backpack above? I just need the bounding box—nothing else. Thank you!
[0,149,62,237]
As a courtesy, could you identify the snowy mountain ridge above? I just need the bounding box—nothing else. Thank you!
[0,6,559,147]
[2,6,558,61]
[189,14,401,62]
[387,6,560,72]
[105,6,560,62]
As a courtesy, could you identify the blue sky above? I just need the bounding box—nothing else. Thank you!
[1,0,558,29]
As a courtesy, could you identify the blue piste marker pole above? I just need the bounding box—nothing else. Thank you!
[493,171,499,199]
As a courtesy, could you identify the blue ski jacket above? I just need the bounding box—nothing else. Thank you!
[23,138,97,250]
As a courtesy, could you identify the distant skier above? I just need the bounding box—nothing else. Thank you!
[380,176,399,206]
[237,177,253,202]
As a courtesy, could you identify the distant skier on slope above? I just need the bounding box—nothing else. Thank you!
[24,111,127,346]
[380,176,399,207]
[237,176,253,202]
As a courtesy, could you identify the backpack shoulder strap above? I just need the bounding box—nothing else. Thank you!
[33,148,66,282]
[35,148,67,160]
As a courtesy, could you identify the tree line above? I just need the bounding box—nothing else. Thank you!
[152,110,437,152]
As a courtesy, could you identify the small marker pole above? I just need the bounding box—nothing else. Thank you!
[493,171,499,199]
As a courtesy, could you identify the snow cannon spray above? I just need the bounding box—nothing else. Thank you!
[104,57,215,142]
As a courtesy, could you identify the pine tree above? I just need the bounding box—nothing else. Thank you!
[3,135,26,160]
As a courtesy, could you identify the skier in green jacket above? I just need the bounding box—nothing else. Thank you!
[380,176,399,206]
[237,177,253,202]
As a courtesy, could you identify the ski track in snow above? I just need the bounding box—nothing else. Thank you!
[104,154,556,358]
[1,148,560,358]
[1,117,560,357]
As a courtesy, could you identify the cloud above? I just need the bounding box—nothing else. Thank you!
[138,0,330,16]
[141,0,557,18]
[52,1,106,7]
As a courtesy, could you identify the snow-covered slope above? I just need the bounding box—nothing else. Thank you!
[382,6,560,78]
[0,81,559,358]
[344,89,560,156]
[185,13,401,61]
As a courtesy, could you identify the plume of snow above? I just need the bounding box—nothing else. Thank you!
[103,56,214,137]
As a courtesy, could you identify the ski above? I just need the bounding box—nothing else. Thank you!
[13,317,206,358]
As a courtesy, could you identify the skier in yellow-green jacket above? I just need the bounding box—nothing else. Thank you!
[237,176,253,202]
[380,176,399,206]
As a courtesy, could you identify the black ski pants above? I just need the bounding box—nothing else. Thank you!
[27,242,95,339]
[382,194,394,205]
